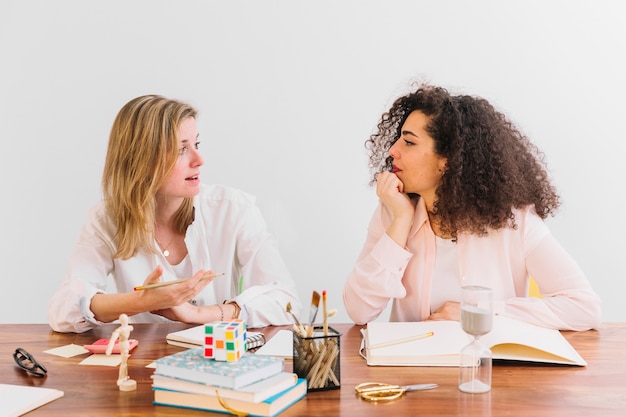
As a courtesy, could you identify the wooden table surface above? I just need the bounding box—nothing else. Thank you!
[1,322,625,416]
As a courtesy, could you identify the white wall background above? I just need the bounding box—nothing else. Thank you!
[1,0,624,325]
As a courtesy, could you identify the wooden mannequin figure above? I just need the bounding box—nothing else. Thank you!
[106,313,137,391]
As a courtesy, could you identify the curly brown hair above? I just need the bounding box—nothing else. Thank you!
[365,83,560,237]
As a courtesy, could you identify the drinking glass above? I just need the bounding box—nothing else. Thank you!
[458,285,493,394]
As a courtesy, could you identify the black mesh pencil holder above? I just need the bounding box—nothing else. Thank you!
[293,326,341,391]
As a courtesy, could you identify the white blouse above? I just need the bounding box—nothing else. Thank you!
[48,184,302,333]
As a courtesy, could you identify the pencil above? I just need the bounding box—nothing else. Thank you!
[133,272,224,291]
[367,331,434,350]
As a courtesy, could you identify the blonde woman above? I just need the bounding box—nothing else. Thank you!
[49,95,301,333]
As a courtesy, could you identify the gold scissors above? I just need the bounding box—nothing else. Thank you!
[355,382,438,402]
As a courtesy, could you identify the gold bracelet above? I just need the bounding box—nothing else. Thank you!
[224,300,241,319]
[217,304,224,321]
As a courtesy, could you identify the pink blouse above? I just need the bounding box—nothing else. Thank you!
[343,198,601,331]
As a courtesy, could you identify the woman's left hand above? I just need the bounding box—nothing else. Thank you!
[427,301,460,321]
[151,302,199,322]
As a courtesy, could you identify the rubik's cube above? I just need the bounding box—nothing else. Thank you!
[203,320,247,361]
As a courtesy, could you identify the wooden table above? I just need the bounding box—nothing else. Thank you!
[1,322,625,416]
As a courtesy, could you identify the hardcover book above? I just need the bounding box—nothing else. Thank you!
[154,347,284,389]
[154,377,307,417]
[362,315,586,367]
[152,372,298,404]
[167,325,266,350]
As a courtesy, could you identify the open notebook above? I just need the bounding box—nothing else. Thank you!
[361,315,586,367]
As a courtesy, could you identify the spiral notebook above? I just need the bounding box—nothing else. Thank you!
[166,325,265,350]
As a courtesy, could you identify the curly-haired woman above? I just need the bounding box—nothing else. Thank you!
[343,83,601,331]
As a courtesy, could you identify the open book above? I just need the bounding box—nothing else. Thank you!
[361,315,586,366]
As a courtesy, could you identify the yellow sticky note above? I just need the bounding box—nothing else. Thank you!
[79,354,122,366]
[44,344,90,358]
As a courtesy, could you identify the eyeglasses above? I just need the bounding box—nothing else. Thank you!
[13,347,48,377]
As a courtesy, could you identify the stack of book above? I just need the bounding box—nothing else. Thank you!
[152,347,306,417]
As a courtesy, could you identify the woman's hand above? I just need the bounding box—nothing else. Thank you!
[152,302,233,324]
[151,302,201,323]
[138,267,213,312]
[427,301,460,321]
[376,171,416,247]
[376,171,415,220]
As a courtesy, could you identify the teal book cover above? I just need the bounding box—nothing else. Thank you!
[154,378,307,417]
[154,348,284,389]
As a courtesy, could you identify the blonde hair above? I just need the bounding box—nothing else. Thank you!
[102,95,197,259]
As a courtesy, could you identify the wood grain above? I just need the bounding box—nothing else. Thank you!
[1,322,624,416]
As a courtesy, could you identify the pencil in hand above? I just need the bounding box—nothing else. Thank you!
[133,272,224,291]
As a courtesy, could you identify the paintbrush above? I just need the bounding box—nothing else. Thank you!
[309,291,321,326]
[286,301,305,335]
[322,290,328,336]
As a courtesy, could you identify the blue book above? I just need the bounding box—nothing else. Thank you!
[154,377,307,417]
[151,372,299,404]
[154,347,284,389]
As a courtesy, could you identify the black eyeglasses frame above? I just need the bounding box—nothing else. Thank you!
[13,347,48,377]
